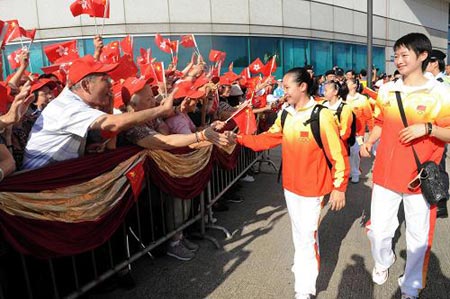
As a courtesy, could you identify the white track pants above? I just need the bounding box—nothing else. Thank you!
[349,142,361,178]
[284,189,322,296]
[367,184,437,297]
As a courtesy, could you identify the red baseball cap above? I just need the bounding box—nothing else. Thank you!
[0,82,14,114]
[30,78,57,93]
[67,55,118,87]
[121,76,155,105]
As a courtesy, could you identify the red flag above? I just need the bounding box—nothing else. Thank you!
[21,28,36,41]
[70,0,93,17]
[232,106,257,135]
[240,67,251,80]
[209,49,226,63]
[44,40,79,64]
[180,34,195,48]
[137,48,150,65]
[152,61,165,82]
[2,20,22,46]
[249,58,264,74]
[141,63,158,82]
[0,21,9,47]
[154,33,171,54]
[7,48,23,69]
[362,86,378,100]
[261,56,277,76]
[90,0,110,18]
[126,159,145,200]
[108,55,138,81]
[228,62,234,73]
[70,0,109,18]
[100,40,120,63]
[120,35,133,58]
[137,48,152,75]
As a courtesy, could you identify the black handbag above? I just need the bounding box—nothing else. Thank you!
[395,91,447,205]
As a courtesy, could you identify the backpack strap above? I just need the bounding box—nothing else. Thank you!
[280,109,288,130]
[304,104,332,169]
[277,109,289,183]
[335,101,345,122]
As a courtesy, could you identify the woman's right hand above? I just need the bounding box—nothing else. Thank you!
[359,142,372,157]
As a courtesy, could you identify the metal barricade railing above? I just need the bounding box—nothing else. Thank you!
[0,147,260,299]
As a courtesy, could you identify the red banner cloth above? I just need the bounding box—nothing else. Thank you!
[0,189,135,258]
[0,146,141,192]
[145,147,214,200]
[213,145,241,170]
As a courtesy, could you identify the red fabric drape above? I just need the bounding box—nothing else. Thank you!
[0,145,245,257]
[0,146,142,192]
[145,156,214,200]
[0,189,135,258]
[213,145,241,170]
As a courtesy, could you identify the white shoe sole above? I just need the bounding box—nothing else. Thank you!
[166,252,194,261]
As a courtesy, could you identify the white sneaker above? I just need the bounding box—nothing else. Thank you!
[240,175,255,182]
[372,266,388,285]
[401,294,418,299]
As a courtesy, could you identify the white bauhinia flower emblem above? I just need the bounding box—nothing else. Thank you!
[81,0,90,9]
[14,53,20,63]
[57,45,69,57]
[160,42,166,49]
[254,64,260,71]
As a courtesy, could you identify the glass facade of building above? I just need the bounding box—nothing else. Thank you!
[1,35,385,78]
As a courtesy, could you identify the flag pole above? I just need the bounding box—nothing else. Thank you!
[192,35,201,57]
[94,17,99,36]
[101,0,109,35]
[225,99,252,123]
[269,55,276,74]
[161,61,167,98]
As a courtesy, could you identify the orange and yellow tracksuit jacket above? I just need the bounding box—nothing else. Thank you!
[237,98,350,197]
[321,99,354,142]
[346,92,374,137]
[373,78,450,194]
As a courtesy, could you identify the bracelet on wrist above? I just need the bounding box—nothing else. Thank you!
[426,122,433,136]
[200,130,206,142]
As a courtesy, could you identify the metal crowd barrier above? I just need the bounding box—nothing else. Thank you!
[0,147,260,299]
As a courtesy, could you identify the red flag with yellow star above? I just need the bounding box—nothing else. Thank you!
[125,159,145,201]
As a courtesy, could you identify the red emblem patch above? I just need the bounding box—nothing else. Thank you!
[417,105,426,112]
[300,131,309,138]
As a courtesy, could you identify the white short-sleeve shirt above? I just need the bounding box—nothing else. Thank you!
[22,88,105,170]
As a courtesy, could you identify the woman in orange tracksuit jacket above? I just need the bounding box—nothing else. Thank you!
[231,67,349,299]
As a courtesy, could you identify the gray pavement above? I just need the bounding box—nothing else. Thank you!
[94,148,450,299]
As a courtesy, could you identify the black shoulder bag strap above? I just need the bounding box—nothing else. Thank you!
[277,109,289,183]
[395,91,422,169]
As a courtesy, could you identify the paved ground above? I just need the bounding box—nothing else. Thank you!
[93,148,450,299]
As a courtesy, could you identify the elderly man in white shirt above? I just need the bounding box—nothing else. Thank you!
[23,55,176,170]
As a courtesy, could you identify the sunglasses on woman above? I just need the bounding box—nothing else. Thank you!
[407,168,428,191]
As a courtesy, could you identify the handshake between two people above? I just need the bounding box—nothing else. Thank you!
[200,121,240,148]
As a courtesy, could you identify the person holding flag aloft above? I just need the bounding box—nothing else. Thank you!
[227,67,349,299]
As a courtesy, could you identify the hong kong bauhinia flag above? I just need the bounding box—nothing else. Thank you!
[208,49,226,63]
[44,40,79,64]
[7,48,23,69]
[120,35,133,58]
[249,58,264,74]
[70,0,110,18]
[154,33,172,54]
